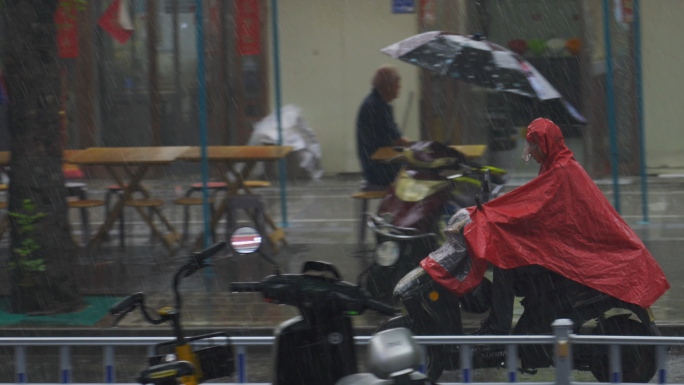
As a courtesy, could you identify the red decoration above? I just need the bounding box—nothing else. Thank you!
[621,0,634,23]
[419,0,436,27]
[235,0,261,56]
[55,0,79,59]
[98,0,134,44]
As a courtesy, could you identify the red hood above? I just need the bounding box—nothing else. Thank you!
[464,118,669,308]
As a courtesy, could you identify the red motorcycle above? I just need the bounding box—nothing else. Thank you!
[357,141,507,303]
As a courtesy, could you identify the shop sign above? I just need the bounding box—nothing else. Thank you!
[393,0,415,14]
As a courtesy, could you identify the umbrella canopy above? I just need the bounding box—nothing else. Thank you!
[382,31,587,125]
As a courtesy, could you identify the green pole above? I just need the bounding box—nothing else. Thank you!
[602,0,621,213]
[271,0,288,227]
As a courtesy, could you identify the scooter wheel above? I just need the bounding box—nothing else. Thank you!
[590,316,656,383]
[425,345,445,382]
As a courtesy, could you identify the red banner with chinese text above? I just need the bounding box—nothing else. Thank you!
[55,0,79,58]
[236,0,260,56]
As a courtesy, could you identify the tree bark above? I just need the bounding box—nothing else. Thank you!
[147,0,160,147]
[2,0,83,314]
[75,0,96,148]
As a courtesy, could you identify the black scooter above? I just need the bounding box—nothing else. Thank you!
[228,227,397,385]
[378,211,660,383]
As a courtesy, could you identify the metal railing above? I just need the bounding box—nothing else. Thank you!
[0,319,682,385]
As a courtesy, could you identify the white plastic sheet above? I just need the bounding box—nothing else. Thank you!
[248,105,324,180]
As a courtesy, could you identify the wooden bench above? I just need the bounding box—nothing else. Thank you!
[351,190,387,245]
[173,197,215,243]
[123,199,175,246]
[243,180,271,189]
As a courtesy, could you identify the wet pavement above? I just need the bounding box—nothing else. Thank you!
[0,172,683,335]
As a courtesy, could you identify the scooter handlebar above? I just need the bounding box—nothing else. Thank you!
[363,298,398,316]
[230,282,263,292]
[110,292,144,315]
[191,241,227,265]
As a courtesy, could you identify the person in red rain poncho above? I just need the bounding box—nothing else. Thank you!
[467,118,670,335]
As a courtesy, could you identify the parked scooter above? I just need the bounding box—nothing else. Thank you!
[228,227,397,385]
[378,208,660,383]
[359,141,507,304]
[109,242,234,385]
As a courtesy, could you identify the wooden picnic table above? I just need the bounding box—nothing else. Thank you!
[371,144,488,161]
[68,146,191,253]
[0,149,82,165]
[178,145,293,251]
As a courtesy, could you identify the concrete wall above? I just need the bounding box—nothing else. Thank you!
[642,1,684,174]
[265,1,419,174]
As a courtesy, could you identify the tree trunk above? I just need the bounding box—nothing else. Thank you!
[75,0,96,148]
[2,0,83,314]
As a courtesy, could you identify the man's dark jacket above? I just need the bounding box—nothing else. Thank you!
[356,89,401,187]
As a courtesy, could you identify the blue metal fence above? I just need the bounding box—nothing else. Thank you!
[0,319,681,385]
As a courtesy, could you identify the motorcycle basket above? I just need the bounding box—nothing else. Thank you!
[148,332,235,381]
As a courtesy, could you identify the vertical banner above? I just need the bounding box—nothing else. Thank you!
[622,0,634,23]
[613,0,634,24]
[419,0,436,27]
[55,0,79,58]
[236,0,260,56]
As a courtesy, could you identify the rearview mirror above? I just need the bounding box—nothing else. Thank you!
[230,227,262,254]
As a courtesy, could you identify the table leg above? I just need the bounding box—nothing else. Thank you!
[88,165,179,253]
[120,166,180,252]
[85,166,140,250]
[0,213,8,240]
[229,161,287,249]
[227,162,287,247]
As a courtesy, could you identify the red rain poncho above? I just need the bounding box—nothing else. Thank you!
[464,118,669,308]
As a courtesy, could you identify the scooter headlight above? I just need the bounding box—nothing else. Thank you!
[375,241,401,267]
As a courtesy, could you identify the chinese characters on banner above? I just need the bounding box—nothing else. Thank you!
[236,0,261,56]
[55,0,79,58]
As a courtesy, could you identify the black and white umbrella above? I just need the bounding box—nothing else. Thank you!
[382,31,587,125]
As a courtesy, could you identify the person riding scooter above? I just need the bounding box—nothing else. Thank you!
[463,118,670,335]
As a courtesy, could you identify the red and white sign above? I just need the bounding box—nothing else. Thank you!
[98,0,134,44]
[235,0,261,56]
